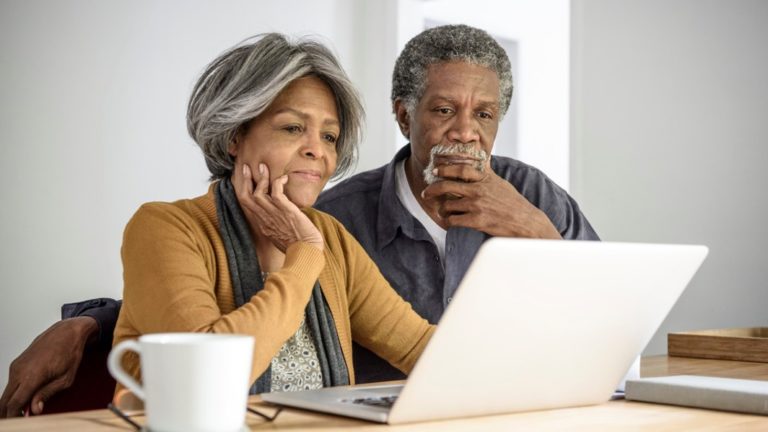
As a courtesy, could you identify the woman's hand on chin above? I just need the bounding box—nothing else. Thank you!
[237,163,324,252]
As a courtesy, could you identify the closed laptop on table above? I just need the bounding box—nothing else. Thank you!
[262,238,709,424]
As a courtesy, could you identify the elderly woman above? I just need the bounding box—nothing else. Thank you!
[113,33,434,394]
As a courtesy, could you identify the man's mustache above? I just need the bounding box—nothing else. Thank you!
[423,144,488,185]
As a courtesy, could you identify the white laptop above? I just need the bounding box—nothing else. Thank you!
[261,238,708,424]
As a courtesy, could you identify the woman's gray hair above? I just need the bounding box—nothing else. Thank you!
[187,33,363,180]
[391,24,513,117]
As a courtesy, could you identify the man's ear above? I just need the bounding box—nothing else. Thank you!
[393,99,411,140]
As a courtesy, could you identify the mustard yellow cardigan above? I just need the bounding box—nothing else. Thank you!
[113,184,435,388]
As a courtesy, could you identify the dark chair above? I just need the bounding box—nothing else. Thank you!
[42,343,116,414]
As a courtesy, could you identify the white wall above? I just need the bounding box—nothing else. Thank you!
[0,0,367,392]
[572,0,768,354]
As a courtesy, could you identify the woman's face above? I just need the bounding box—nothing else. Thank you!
[230,76,340,208]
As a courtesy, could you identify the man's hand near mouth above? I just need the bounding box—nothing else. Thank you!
[422,161,562,239]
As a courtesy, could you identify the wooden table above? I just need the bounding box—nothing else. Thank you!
[2,356,767,431]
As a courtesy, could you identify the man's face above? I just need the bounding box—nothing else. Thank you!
[396,61,501,185]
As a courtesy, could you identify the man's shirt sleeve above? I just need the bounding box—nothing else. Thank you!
[60,298,122,347]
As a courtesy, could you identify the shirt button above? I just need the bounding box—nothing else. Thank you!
[447,297,453,304]
[434,255,440,262]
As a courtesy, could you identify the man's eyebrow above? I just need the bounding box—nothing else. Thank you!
[427,95,456,104]
[273,108,340,127]
[475,100,500,111]
[428,95,500,110]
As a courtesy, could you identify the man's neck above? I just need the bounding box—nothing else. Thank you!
[404,156,448,229]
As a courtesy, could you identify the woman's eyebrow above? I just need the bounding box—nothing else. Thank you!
[272,107,308,118]
[273,108,339,127]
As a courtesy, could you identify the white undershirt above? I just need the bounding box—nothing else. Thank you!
[395,160,447,263]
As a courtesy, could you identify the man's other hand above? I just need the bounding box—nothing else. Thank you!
[0,317,98,417]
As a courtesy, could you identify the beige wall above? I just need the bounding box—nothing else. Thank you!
[571,0,768,353]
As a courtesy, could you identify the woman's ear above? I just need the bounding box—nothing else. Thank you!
[229,121,251,157]
[228,131,242,157]
[393,99,411,140]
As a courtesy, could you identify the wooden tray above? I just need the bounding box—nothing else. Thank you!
[668,328,768,363]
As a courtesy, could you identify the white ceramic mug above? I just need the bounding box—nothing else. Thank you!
[108,333,254,432]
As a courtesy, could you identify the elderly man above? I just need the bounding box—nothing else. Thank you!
[1,24,597,417]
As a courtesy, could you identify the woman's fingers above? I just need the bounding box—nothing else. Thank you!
[237,164,272,227]
[266,174,324,251]
[270,176,307,222]
[242,163,276,213]
[269,175,294,209]
[241,162,269,199]
[236,163,324,251]
[242,164,255,195]
[254,163,269,196]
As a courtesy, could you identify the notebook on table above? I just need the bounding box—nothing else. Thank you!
[262,238,709,424]
[625,375,768,415]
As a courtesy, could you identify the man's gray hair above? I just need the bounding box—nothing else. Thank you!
[391,24,513,116]
[188,33,363,180]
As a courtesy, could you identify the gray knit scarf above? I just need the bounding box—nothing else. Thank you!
[214,178,349,394]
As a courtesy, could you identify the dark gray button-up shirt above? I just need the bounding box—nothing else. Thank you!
[316,145,599,383]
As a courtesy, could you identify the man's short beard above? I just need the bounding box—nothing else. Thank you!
[422,143,488,185]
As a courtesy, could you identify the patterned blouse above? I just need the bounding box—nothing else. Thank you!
[267,273,324,392]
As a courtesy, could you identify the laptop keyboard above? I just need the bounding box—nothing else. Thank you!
[347,395,398,408]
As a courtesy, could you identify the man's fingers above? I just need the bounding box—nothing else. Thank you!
[29,398,44,416]
[30,377,72,415]
[3,374,72,417]
[433,163,486,182]
[443,212,480,230]
[422,180,469,201]
[0,381,20,417]
[0,381,35,418]
[441,196,474,215]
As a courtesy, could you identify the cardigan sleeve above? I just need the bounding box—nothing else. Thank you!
[333,221,436,374]
[120,203,325,382]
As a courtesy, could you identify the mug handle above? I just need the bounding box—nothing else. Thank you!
[107,340,145,400]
